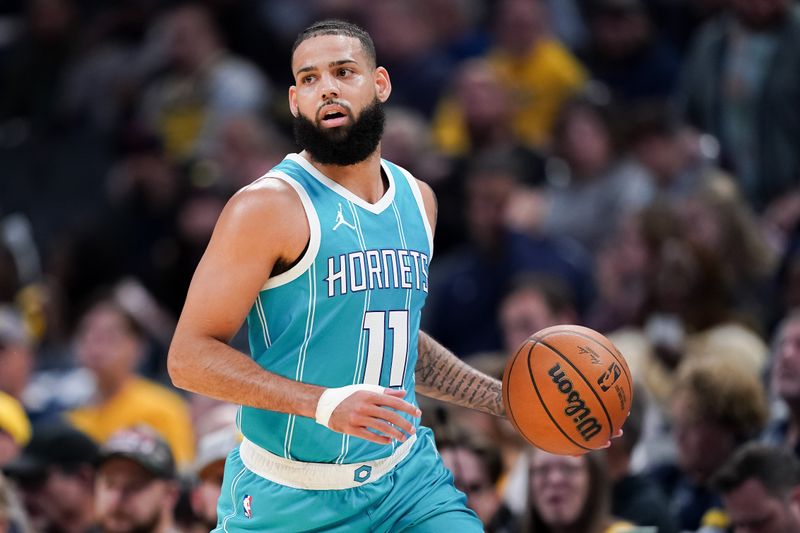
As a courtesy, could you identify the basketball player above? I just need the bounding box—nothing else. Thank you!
[168,20,507,531]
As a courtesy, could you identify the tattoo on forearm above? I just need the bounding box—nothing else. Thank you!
[416,333,505,417]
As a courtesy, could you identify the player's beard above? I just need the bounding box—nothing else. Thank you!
[293,98,385,166]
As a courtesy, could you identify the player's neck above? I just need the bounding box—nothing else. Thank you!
[301,149,387,204]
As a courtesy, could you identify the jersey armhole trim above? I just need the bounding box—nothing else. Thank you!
[262,170,321,290]
[395,165,434,258]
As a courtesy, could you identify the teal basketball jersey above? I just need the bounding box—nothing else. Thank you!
[241,153,434,464]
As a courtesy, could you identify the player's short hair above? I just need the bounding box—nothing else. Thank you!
[711,443,800,498]
[291,19,377,68]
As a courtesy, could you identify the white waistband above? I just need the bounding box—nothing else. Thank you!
[238,434,417,490]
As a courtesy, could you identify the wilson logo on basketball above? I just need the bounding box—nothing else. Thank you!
[547,363,603,441]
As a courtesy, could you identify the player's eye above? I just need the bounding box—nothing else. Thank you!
[301,75,316,84]
[337,68,351,77]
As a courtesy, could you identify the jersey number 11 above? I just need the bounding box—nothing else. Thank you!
[362,310,409,387]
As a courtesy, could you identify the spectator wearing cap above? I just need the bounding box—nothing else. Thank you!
[3,423,98,533]
[67,297,195,467]
[711,443,800,533]
[94,426,179,533]
[189,425,240,532]
[0,392,31,467]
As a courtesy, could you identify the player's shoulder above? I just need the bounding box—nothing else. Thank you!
[414,178,436,205]
[237,173,302,204]
[222,174,306,226]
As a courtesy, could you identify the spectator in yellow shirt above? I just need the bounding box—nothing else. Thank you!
[68,297,195,467]
[432,0,586,154]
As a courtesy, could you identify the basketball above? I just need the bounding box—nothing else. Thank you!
[502,325,632,455]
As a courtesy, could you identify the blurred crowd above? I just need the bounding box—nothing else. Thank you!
[2,0,800,531]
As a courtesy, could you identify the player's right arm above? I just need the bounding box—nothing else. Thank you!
[167,178,417,445]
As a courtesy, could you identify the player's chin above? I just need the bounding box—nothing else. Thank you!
[318,125,351,139]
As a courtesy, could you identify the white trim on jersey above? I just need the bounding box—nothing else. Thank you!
[286,153,396,214]
[389,200,412,456]
[339,202,371,464]
[254,297,272,347]
[259,171,322,290]
[215,466,247,533]
[394,165,435,258]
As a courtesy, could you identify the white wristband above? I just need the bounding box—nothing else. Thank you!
[315,384,387,428]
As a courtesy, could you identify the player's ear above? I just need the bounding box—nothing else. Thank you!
[375,66,391,103]
[288,86,299,118]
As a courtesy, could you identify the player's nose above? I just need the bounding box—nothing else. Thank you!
[320,73,340,100]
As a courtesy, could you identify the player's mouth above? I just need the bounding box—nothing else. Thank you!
[319,105,350,128]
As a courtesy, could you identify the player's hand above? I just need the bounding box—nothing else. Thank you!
[327,388,420,445]
[601,427,625,449]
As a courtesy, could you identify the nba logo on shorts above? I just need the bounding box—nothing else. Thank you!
[242,495,252,519]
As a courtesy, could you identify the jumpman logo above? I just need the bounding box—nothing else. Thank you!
[333,203,356,231]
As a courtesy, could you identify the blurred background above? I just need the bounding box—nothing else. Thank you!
[2,0,800,531]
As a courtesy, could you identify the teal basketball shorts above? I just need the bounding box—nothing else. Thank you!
[212,426,483,532]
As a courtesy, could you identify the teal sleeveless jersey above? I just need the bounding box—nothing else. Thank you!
[240,153,434,464]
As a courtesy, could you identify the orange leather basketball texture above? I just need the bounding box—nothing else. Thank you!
[502,325,632,455]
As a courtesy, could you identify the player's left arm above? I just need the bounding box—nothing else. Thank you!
[416,331,505,417]
[413,179,505,417]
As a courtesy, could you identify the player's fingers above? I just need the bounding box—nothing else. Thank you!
[612,428,624,438]
[364,406,415,436]
[351,427,392,445]
[364,418,408,442]
[373,394,421,418]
